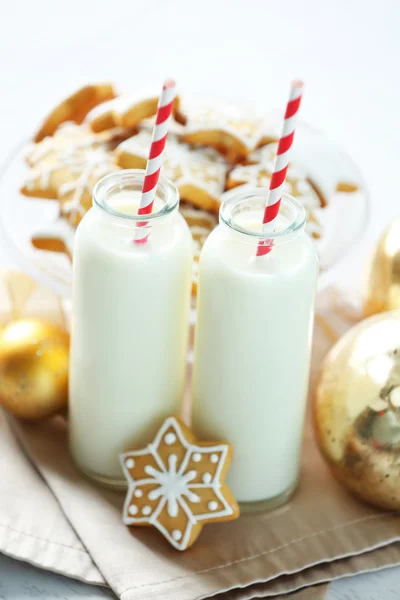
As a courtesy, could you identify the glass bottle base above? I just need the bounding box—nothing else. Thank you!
[72,457,127,491]
[239,479,298,514]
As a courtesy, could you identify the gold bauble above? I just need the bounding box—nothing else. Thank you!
[0,319,69,420]
[364,218,400,317]
[314,311,400,510]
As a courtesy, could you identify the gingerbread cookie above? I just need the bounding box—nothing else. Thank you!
[116,131,228,211]
[336,181,359,193]
[85,90,182,132]
[31,219,75,262]
[34,84,116,143]
[22,123,120,227]
[226,143,324,239]
[120,416,239,551]
[181,102,279,162]
[180,204,217,295]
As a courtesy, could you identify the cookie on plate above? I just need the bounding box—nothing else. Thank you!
[180,204,218,295]
[22,123,120,227]
[34,84,116,142]
[31,219,75,262]
[226,143,325,239]
[85,90,182,132]
[182,103,279,163]
[116,131,228,212]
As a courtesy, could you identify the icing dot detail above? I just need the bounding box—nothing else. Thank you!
[172,529,182,541]
[210,454,219,463]
[208,501,218,511]
[142,505,152,516]
[134,489,143,498]
[125,458,135,469]
[202,472,212,484]
[164,432,176,445]
[193,453,202,462]
[128,505,138,515]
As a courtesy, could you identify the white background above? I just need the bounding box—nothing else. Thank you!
[1,0,400,597]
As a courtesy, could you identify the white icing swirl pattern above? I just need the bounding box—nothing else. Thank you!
[117,131,228,200]
[120,416,235,551]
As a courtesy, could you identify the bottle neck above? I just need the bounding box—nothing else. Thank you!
[92,169,179,227]
[219,189,307,247]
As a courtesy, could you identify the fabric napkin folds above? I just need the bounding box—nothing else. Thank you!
[0,273,400,599]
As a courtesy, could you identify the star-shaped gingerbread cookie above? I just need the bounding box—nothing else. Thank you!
[85,88,182,132]
[115,131,228,212]
[21,123,121,227]
[226,143,325,239]
[181,102,279,162]
[120,416,239,551]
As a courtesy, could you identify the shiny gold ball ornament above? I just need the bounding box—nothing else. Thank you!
[364,217,400,317]
[314,311,400,510]
[0,319,69,420]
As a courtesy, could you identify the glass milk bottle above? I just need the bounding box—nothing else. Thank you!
[69,170,193,487]
[192,190,318,511]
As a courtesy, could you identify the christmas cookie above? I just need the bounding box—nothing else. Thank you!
[22,123,120,227]
[34,84,116,142]
[116,131,228,211]
[226,143,325,239]
[31,219,75,262]
[336,181,359,193]
[120,416,239,551]
[85,90,182,132]
[182,102,279,162]
[180,204,217,295]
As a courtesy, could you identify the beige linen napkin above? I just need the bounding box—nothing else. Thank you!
[1,273,400,599]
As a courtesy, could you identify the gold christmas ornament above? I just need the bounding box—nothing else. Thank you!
[0,319,69,420]
[314,310,400,510]
[364,217,400,317]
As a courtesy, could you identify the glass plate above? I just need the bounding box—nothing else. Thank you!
[0,122,369,298]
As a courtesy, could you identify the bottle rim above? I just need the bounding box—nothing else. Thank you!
[92,169,179,223]
[219,188,307,244]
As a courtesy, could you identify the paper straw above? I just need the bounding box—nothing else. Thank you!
[135,79,176,243]
[257,81,304,256]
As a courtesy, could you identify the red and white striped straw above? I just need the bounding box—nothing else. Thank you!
[257,80,304,256]
[135,79,176,243]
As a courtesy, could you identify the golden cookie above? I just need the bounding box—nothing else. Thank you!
[34,84,116,142]
[22,123,120,227]
[226,143,325,239]
[336,181,359,193]
[120,416,239,551]
[84,96,121,132]
[116,131,228,211]
[86,90,182,132]
[31,220,75,262]
[182,103,278,163]
[180,204,217,295]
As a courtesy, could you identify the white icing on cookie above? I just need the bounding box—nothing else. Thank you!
[120,416,235,551]
[24,123,119,223]
[172,529,182,541]
[117,131,228,201]
[182,101,273,152]
[202,472,212,484]
[85,89,165,124]
[228,142,323,239]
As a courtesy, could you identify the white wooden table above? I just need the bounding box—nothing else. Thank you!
[1,0,400,597]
